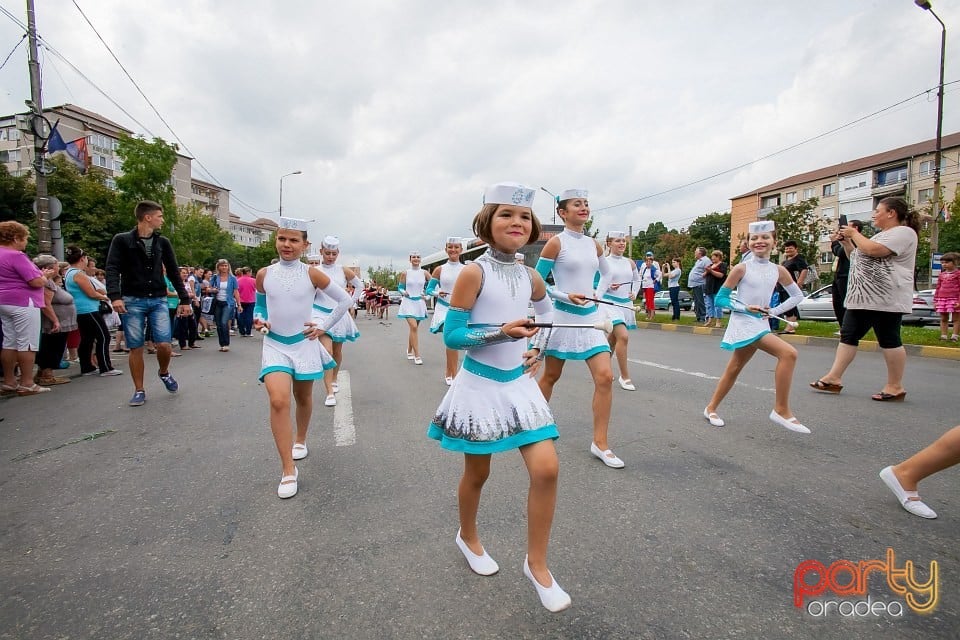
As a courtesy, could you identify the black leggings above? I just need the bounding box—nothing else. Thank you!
[77,312,113,373]
[37,331,68,370]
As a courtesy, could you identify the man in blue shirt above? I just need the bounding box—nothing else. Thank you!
[687,247,711,323]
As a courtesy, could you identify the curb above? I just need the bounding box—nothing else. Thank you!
[636,322,960,362]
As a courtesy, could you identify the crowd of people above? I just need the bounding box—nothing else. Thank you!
[2,193,958,614]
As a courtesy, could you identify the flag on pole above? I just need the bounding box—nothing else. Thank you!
[46,123,89,173]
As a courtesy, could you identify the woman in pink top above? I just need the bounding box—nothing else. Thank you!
[0,221,51,395]
[933,251,960,341]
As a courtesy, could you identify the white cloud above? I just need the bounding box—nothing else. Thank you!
[2,0,957,272]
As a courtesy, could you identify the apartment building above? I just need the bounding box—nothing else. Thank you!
[730,132,960,268]
[0,103,231,229]
[229,214,277,247]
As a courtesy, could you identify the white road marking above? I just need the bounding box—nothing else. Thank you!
[628,358,775,393]
[333,370,356,446]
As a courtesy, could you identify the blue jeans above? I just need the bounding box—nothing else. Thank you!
[704,293,722,319]
[122,296,171,348]
[213,300,233,347]
[669,286,681,320]
[237,303,254,336]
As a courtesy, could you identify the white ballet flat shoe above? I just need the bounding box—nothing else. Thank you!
[703,408,725,427]
[769,410,810,434]
[590,442,624,468]
[523,555,571,612]
[414,356,423,365]
[879,466,937,519]
[277,467,298,499]
[324,394,337,407]
[406,350,414,360]
[444,376,453,386]
[455,529,499,575]
[292,443,308,460]
[332,381,340,393]
[618,376,636,391]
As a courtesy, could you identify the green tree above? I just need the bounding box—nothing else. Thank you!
[631,221,669,257]
[685,211,731,257]
[169,203,237,267]
[938,188,960,253]
[245,231,280,271]
[366,265,399,289]
[0,165,34,224]
[764,198,825,266]
[115,134,178,225]
[45,157,125,262]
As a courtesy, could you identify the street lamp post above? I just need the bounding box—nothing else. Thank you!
[914,0,946,283]
[279,170,302,216]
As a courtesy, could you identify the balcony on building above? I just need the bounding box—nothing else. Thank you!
[871,165,907,197]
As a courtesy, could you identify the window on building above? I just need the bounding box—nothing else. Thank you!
[821,207,835,220]
[876,165,907,186]
[761,195,780,208]
[114,158,123,172]
[802,187,814,200]
[785,192,797,205]
[919,160,934,177]
[1,149,21,162]
[105,178,116,189]
[822,183,835,197]
[820,252,833,264]
[918,188,934,202]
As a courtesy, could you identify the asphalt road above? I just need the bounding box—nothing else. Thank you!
[1,314,957,639]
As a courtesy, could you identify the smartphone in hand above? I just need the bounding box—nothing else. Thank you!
[838,214,848,228]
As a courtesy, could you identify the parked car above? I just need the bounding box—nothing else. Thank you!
[388,290,402,305]
[653,290,692,311]
[795,285,938,325]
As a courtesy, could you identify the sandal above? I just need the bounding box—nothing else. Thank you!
[1,383,19,396]
[809,379,843,394]
[872,391,906,402]
[17,384,51,396]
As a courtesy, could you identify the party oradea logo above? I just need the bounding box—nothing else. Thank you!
[793,548,938,618]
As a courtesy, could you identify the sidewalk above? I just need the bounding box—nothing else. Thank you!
[636,320,960,361]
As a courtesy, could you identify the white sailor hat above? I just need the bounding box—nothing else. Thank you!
[483,182,536,207]
[748,220,776,234]
[559,188,589,201]
[306,253,322,262]
[278,217,309,232]
[321,235,340,250]
[445,236,462,246]
[607,230,627,239]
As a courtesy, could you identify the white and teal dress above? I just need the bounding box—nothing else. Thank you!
[719,258,778,350]
[428,260,465,334]
[398,268,429,321]
[595,255,639,330]
[312,263,360,343]
[428,250,558,454]
[535,229,612,360]
[257,260,337,381]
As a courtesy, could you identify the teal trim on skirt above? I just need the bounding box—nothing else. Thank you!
[427,422,558,454]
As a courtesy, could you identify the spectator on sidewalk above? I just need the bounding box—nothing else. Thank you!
[34,254,75,386]
[779,240,808,334]
[237,267,257,336]
[687,247,711,324]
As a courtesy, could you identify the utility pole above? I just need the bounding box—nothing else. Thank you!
[26,0,51,253]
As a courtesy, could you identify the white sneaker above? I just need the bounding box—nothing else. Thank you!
[277,467,298,499]
[292,443,308,460]
[769,410,810,434]
[324,394,336,407]
[100,369,123,377]
[879,466,937,518]
[590,442,624,468]
[455,529,499,575]
[703,408,725,427]
[523,555,571,612]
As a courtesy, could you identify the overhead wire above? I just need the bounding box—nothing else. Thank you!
[0,32,25,71]
[594,79,960,215]
[69,0,275,217]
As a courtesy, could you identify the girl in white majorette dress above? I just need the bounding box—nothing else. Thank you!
[310,235,363,408]
[534,188,622,469]
[428,182,570,613]
[426,236,466,385]
[253,218,352,498]
[397,252,431,364]
[595,230,640,392]
[703,220,810,434]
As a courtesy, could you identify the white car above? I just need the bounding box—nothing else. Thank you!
[795,285,938,325]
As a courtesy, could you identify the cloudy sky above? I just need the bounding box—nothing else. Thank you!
[1,1,958,270]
